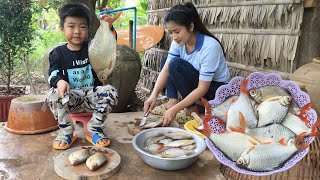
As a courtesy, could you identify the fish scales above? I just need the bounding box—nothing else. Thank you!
[226,79,258,131]
[256,96,291,127]
[282,112,310,135]
[236,142,298,172]
[245,124,296,144]
[208,132,259,161]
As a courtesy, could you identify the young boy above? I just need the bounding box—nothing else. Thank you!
[46,3,118,150]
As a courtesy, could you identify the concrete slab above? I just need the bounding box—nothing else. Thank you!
[0,112,225,179]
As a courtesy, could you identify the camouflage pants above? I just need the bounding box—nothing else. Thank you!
[46,85,118,135]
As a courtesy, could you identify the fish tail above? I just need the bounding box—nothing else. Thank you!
[229,125,243,133]
[298,102,313,126]
[295,132,309,150]
[106,12,122,25]
[156,143,166,151]
[201,97,211,118]
[240,78,250,94]
[193,125,211,137]
[309,120,320,137]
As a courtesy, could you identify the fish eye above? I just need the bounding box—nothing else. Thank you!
[249,90,256,96]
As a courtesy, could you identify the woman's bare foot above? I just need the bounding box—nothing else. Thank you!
[164,99,178,109]
[184,105,199,116]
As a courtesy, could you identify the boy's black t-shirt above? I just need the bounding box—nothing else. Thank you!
[48,41,102,89]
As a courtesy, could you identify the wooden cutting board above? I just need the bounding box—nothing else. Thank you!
[54,146,121,179]
[127,117,179,136]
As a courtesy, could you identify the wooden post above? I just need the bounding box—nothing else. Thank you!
[129,20,133,48]
[304,0,316,8]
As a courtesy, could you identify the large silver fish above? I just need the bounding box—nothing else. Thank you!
[88,13,121,84]
[195,113,259,161]
[256,96,291,127]
[249,85,290,103]
[229,113,296,144]
[226,79,258,131]
[236,133,308,172]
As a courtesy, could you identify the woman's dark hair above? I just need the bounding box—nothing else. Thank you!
[164,2,224,51]
[58,3,92,27]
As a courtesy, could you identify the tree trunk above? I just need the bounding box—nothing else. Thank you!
[65,0,99,39]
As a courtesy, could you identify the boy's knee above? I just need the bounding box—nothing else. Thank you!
[95,85,118,106]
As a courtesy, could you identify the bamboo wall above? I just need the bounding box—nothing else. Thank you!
[141,0,317,92]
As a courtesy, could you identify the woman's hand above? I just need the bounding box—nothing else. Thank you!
[56,80,70,98]
[144,96,157,115]
[162,107,179,127]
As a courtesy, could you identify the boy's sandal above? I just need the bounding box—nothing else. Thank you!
[86,132,110,147]
[174,110,194,124]
[151,104,166,115]
[53,134,77,150]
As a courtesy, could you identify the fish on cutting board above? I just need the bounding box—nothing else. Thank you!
[86,152,108,171]
[69,149,90,166]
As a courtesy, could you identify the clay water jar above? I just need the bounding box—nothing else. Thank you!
[5,95,58,134]
[291,57,320,114]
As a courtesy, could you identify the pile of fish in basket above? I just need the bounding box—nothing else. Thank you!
[196,72,320,176]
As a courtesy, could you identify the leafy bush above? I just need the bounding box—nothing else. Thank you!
[0,0,35,93]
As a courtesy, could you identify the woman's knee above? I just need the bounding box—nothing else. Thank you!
[168,57,183,74]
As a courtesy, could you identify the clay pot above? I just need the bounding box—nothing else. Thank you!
[5,95,58,134]
[0,96,17,122]
[291,57,320,114]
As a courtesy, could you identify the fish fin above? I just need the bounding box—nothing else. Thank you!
[218,129,227,134]
[225,111,228,122]
[262,141,272,144]
[229,125,243,133]
[309,120,320,137]
[248,139,258,145]
[108,59,113,70]
[278,138,287,146]
[244,146,255,154]
[231,96,238,104]
[238,112,246,132]
[295,132,309,150]
[240,78,250,94]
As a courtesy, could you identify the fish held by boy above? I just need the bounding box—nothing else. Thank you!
[89,12,122,84]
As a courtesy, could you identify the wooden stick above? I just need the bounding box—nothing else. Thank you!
[208,29,300,36]
[227,61,292,80]
[147,0,303,13]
